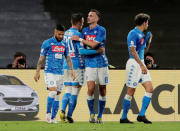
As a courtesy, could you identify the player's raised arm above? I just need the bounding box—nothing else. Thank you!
[34,55,45,82]
[144,32,152,54]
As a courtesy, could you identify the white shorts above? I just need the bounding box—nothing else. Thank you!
[44,73,64,92]
[125,59,152,88]
[64,69,85,86]
[86,66,109,85]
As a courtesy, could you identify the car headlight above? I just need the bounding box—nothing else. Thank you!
[31,92,38,97]
[0,92,4,97]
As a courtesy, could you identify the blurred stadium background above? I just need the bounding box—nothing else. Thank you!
[0,0,180,69]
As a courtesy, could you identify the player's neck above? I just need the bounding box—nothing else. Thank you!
[89,23,97,30]
[136,26,144,32]
[72,25,79,30]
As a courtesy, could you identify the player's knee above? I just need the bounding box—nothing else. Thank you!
[99,85,106,96]
[99,95,106,101]
[48,91,57,98]
[127,87,135,96]
[48,87,57,91]
[146,87,153,93]
[72,87,81,95]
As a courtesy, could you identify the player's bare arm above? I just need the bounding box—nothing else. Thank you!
[130,47,147,74]
[97,47,105,54]
[144,33,152,54]
[65,56,75,80]
[34,55,45,82]
[70,35,98,49]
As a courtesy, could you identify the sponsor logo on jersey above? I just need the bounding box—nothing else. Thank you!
[85,35,96,41]
[52,46,65,52]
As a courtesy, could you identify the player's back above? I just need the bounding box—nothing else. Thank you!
[127,27,146,60]
[63,28,84,70]
[82,25,108,68]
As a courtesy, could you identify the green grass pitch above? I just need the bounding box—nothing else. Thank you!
[0,121,180,131]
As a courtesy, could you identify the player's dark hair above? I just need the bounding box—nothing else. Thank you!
[71,13,84,25]
[90,9,101,19]
[135,13,150,26]
[14,52,26,59]
[56,24,65,31]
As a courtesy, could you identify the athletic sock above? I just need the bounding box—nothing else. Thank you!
[121,94,132,120]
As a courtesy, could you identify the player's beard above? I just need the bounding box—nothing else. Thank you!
[55,36,62,42]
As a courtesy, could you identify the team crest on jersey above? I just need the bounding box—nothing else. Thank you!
[141,38,144,45]
[52,46,65,52]
[85,35,96,41]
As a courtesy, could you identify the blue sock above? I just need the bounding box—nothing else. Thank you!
[139,96,152,116]
[97,100,106,118]
[61,93,71,112]
[121,99,131,120]
[51,100,59,119]
[47,96,54,114]
[67,95,78,117]
[87,99,95,115]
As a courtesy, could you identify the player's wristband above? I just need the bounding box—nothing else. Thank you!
[79,38,83,42]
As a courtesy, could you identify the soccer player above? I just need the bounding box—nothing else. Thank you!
[34,24,74,124]
[60,13,104,123]
[71,9,109,124]
[120,13,153,124]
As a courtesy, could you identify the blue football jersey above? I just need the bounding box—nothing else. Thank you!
[82,25,108,68]
[40,37,68,75]
[63,28,84,70]
[127,27,149,60]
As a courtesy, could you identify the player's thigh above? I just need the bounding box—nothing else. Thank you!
[73,69,85,86]
[141,71,153,93]
[44,73,58,90]
[125,59,141,88]
[64,69,73,86]
[98,66,109,85]
[56,74,64,92]
[85,67,98,82]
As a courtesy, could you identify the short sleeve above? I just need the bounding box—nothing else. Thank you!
[127,32,137,48]
[64,42,69,56]
[94,28,106,43]
[40,40,49,56]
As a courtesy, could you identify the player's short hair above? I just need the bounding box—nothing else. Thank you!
[71,13,84,25]
[90,9,101,19]
[56,24,65,31]
[135,13,150,26]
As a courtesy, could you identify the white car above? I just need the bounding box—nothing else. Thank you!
[0,75,39,118]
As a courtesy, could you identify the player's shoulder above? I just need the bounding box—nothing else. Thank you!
[42,37,53,45]
[128,28,138,38]
[82,27,88,32]
[97,25,106,32]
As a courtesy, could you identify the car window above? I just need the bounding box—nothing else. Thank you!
[0,76,25,85]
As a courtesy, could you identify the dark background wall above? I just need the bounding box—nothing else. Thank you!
[0,0,180,68]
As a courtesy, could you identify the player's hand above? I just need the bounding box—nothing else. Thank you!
[34,72,40,82]
[71,70,75,80]
[70,35,80,41]
[97,47,105,54]
[140,65,147,74]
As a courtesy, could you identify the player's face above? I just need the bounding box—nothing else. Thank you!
[87,12,98,24]
[54,30,65,42]
[144,20,149,30]
[79,17,84,30]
